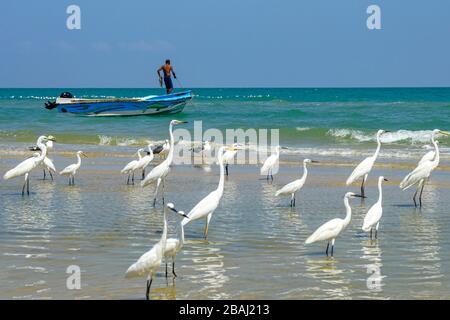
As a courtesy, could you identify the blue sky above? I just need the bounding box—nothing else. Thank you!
[1,0,449,87]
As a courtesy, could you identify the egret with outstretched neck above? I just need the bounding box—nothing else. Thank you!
[305,192,365,256]
[4,135,54,195]
[29,135,56,180]
[141,120,187,207]
[181,146,239,239]
[346,129,388,197]
[260,146,287,181]
[125,203,180,300]
[222,143,242,176]
[121,148,143,185]
[362,176,388,239]
[59,151,87,185]
[164,210,189,278]
[400,129,450,207]
[275,159,318,207]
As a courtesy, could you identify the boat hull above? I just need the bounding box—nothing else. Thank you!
[53,91,192,116]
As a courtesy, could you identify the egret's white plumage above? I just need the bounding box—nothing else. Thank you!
[121,148,143,184]
[125,203,178,300]
[4,135,53,195]
[30,136,57,180]
[141,120,187,207]
[181,146,238,239]
[362,176,387,238]
[400,129,450,207]
[305,192,363,256]
[275,158,317,207]
[346,129,387,196]
[163,210,189,278]
[135,145,154,180]
[260,145,286,180]
[222,143,242,176]
[418,142,438,167]
[59,151,87,185]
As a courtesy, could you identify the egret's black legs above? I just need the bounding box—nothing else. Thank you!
[326,242,329,255]
[331,245,334,256]
[360,179,365,198]
[49,171,53,181]
[43,169,46,180]
[225,164,229,176]
[165,263,168,278]
[145,277,153,300]
[172,261,177,278]
[419,181,425,208]
[142,169,145,180]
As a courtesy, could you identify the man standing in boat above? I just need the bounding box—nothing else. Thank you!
[157,59,177,94]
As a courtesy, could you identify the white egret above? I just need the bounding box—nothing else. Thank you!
[121,148,143,185]
[135,145,154,180]
[305,192,364,256]
[418,141,439,167]
[125,203,179,300]
[260,145,288,181]
[400,129,450,207]
[275,159,318,207]
[4,135,54,195]
[362,176,388,239]
[181,146,238,239]
[222,143,242,176]
[141,120,188,207]
[346,129,388,197]
[29,135,56,180]
[164,210,189,278]
[59,151,87,185]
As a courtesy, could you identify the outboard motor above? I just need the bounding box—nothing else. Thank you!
[45,92,73,110]
[59,92,73,99]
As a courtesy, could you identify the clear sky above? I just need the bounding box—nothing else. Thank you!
[1,0,449,88]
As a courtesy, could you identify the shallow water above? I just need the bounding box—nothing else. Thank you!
[1,150,450,299]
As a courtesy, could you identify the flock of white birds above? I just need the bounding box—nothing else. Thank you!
[2,120,449,299]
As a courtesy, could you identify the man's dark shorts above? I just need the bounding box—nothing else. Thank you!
[164,76,173,90]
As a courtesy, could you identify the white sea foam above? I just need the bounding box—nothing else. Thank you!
[327,129,444,145]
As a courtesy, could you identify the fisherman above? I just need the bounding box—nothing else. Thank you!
[157,59,177,94]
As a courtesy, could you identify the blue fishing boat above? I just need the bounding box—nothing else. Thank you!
[44,91,193,116]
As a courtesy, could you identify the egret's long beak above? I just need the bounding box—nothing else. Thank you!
[439,130,450,136]
[281,146,289,149]
[311,160,319,163]
[354,194,367,198]
[179,211,189,219]
[82,152,88,158]
[176,120,188,124]
[384,178,389,182]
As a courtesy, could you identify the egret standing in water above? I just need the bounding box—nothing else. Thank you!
[305,192,365,256]
[260,145,287,181]
[59,151,87,185]
[400,129,450,207]
[362,176,388,239]
[181,146,239,239]
[135,145,154,180]
[142,120,188,207]
[164,210,189,278]
[4,135,54,195]
[222,143,242,176]
[275,159,318,207]
[346,129,388,197]
[125,203,180,300]
[29,135,56,180]
[121,148,143,185]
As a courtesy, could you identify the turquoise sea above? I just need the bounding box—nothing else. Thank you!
[1,88,449,155]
